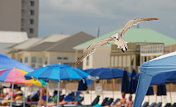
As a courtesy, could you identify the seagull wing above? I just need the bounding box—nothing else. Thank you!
[119,18,159,36]
[73,37,113,67]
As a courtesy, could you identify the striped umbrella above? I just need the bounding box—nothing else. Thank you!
[25,64,91,107]
[0,68,46,87]
[25,64,90,82]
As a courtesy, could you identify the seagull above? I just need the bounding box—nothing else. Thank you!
[73,18,159,67]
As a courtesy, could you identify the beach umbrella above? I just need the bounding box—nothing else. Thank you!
[129,69,138,94]
[0,54,33,72]
[84,68,131,99]
[84,68,131,79]
[0,55,39,107]
[0,68,46,87]
[121,71,130,93]
[25,64,91,107]
[0,68,46,107]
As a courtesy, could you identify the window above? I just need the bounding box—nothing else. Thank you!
[30,1,34,6]
[45,57,48,65]
[86,56,89,66]
[24,57,28,63]
[38,57,43,68]
[31,57,37,63]
[30,19,34,24]
[63,57,68,60]
[57,57,62,60]
[29,28,34,34]
[30,10,34,15]
[31,57,37,68]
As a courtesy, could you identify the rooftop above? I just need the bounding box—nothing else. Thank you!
[74,28,176,49]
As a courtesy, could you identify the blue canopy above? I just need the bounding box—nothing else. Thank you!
[129,69,138,94]
[25,64,90,82]
[84,68,131,79]
[0,54,34,72]
[121,70,130,93]
[134,52,176,107]
[146,86,154,95]
[157,84,167,96]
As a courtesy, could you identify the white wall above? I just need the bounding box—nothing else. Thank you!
[83,47,111,69]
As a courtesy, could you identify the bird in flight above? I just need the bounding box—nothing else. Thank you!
[73,18,159,67]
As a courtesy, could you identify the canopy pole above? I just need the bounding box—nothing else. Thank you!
[23,86,26,107]
[102,80,104,100]
[57,82,60,106]
[169,84,172,103]
[46,81,49,107]
[112,79,115,99]
[10,84,14,107]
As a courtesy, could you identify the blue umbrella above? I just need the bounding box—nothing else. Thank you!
[84,68,131,79]
[25,64,91,106]
[129,69,138,94]
[121,71,130,93]
[25,64,90,81]
[0,54,34,72]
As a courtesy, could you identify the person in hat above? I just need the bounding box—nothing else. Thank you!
[15,91,23,101]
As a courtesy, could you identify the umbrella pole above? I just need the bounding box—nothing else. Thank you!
[10,84,14,107]
[169,84,172,103]
[57,82,60,106]
[90,81,92,104]
[102,80,104,100]
[46,82,49,107]
[112,79,114,99]
[23,87,26,107]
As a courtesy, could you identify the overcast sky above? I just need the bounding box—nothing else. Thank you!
[39,0,176,39]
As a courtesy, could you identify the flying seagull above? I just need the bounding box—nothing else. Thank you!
[73,18,159,67]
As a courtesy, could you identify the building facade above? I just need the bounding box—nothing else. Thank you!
[110,42,164,72]
[0,0,39,38]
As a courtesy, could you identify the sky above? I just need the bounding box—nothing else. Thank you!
[39,0,176,39]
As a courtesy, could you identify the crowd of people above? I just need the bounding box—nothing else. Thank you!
[0,86,133,107]
[0,86,24,106]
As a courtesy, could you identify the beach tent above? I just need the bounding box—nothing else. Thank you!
[133,51,176,107]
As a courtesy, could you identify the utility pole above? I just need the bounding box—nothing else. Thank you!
[97,26,100,38]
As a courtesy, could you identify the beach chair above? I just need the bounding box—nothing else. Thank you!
[59,95,65,102]
[91,95,100,106]
[173,103,176,107]
[149,102,156,107]
[101,97,109,106]
[111,98,120,106]
[156,102,162,107]
[104,98,114,106]
[164,103,172,107]
[64,93,74,103]
[142,102,149,107]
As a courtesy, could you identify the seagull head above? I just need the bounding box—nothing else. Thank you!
[111,33,119,40]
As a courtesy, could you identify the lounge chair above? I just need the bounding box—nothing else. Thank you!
[165,103,172,107]
[149,102,156,107]
[142,102,149,107]
[91,95,100,106]
[104,98,114,106]
[156,102,162,107]
[101,97,109,106]
[111,98,120,106]
[173,103,176,107]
